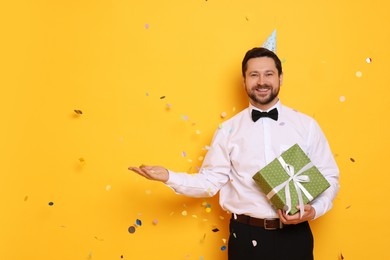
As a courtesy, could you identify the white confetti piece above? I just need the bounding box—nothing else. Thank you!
[356,71,363,78]
[252,240,258,247]
[366,57,372,63]
[339,96,346,102]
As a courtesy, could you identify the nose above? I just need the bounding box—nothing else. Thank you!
[257,75,265,85]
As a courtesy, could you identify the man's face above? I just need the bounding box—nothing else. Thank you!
[243,57,283,110]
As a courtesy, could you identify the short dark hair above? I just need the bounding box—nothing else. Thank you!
[242,47,282,77]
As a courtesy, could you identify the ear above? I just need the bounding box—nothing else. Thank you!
[279,73,283,86]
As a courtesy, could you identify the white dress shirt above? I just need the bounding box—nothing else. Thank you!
[165,100,340,219]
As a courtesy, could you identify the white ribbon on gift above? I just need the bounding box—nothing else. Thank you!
[266,156,314,218]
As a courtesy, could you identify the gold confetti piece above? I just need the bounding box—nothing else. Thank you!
[350,158,355,162]
[181,210,188,216]
[219,216,225,220]
[195,130,201,135]
[198,156,204,161]
[74,109,83,115]
[160,96,166,99]
[24,196,28,201]
[355,71,363,78]
[346,205,351,209]
[79,157,85,163]
[191,214,198,218]
[212,228,219,232]
[105,185,111,191]
[222,238,227,244]
[205,207,211,213]
[340,253,344,259]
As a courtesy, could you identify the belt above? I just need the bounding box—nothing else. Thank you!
[232,214,284,230]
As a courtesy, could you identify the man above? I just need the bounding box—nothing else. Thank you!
[129,47,340,260]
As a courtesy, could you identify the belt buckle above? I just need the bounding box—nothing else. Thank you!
[263,218,281,230]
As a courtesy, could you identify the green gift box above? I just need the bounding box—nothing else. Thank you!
[252,144,330,215]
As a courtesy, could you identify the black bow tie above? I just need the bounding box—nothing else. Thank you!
[251,108,278,122]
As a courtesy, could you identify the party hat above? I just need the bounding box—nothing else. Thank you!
[261,29,277,53]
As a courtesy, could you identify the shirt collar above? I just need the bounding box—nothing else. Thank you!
[248,99,281,115]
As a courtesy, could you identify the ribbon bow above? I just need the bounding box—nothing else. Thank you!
[266,156,314,218]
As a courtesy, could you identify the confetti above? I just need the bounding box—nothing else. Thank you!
[24,196,28,201]
[346,205,351,209]
[340,253,344,259]
[222,238,227,243]
[339,96,346,102]
[105,185,112,191]
[146,92,149,96]
[74,109,83,115]
[221,245,227,251]
[252,240,258,247]
[355,71,363,78]
[212,228,219,232]
[365,57,372,63]
[48,201,54,206]
[198,156,204,161]
[181,115,189,121]
[145,24,149,29]
[135,219,142,226]
[350,158,355,162]
[182,151,187,157]
[181,210,188,216]
[160,96,166,99]
[205,207,211,213]
[153,219,158,225]
[221,112,227,118]
[79,157,85,163]
[128,226,136,234]
[94,236,104,241]
[195,130,201,135]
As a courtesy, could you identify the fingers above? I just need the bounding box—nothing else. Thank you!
[278,204,314,225]
[128,165,169,182]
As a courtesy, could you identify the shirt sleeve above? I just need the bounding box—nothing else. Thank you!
[165,127,231,198]
[306,120,340,219]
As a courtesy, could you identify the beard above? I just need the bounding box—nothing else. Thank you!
[246,83,280,106]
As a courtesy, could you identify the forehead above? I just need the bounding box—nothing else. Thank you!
[246,57,277,73]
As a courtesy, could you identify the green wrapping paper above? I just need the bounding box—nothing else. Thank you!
[252,144,330,215]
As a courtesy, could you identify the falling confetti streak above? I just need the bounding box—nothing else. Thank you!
[74,109,83,115]
[160,96,166,99]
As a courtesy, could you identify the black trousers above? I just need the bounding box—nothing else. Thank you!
[228,218,314,260]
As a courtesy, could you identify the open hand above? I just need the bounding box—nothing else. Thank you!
[128,165,169,183]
